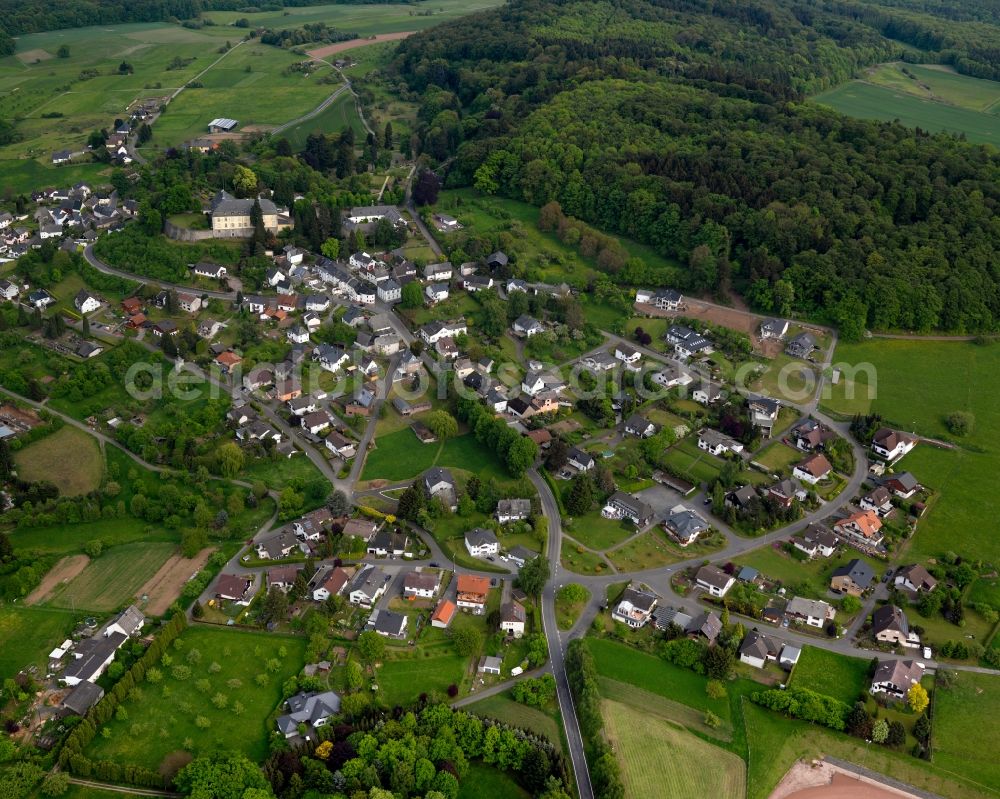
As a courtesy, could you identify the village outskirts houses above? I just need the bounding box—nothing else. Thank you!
[612,584,658,628]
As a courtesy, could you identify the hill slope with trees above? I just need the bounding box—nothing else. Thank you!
[394,0,1000,335]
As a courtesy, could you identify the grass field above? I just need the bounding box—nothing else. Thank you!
[789,646,870,705]
[13,426,103,496]
[821,339,1000,564]
[864,62,1000,113]
[281,91,366,150]
[10,516,179,556]
[598,676,732,740]
[662,437,724,486]
[606,528,725,572]
[742,699,995,799]
[603,699,745,799]
[86,627,305,771]
[361,431,507,483]
[457,762,529,799]
[466,691,565,753]
[754,441,803,473]
[813,80,1000,145]
[45,542,177,611]
[377,652,468,707]
[585,638,731,723]
[933,672,1000,790]
[562,510,635,551]
[0,605,77,682]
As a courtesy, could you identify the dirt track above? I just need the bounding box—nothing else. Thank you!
[306,31,415,60]
[26,554,90,605]
[770,761,923,799]
[138,547,214,615]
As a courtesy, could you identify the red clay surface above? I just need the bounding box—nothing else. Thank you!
[784,773,917,799]
[307,31,416,60]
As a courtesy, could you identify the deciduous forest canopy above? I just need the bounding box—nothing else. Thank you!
[394,0,1000,334]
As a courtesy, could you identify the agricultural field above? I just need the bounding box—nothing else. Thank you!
[933,672,1000,790]
[788,646,870,705]
[44,542,177,612]
[141,43,343,149]
[602,699,745,799]
[10,517,179,557]
[86,627,306,772]
[863,62,1000,113]
[200,0,506,36]
[821,339,1000,564]
[812,78,1000,146]
[13,425,103,496]
[0,605,77,682]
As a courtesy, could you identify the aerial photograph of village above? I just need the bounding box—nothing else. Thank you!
[0,1,998,798]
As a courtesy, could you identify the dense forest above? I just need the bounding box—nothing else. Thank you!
[394,0,1000,334]
[0,0,411,36]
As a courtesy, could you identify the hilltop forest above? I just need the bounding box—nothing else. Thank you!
[394,0,1000,335]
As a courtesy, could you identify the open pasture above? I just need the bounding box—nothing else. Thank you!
[821,338,1000,564]
[13,425,103,496]
[85,626,305,771]
[0,605,76,682]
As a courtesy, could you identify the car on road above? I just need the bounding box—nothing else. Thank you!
[923,646,932,659]
[429,562,439,568]
[486,556,495,562]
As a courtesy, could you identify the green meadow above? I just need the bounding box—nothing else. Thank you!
[813,71,1000,145]
[822,338,1000,564]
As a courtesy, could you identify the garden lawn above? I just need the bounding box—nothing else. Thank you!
[754,441,802,473]
[603,699,745,799]
[751,354,818,404]
[457,762,529,799]
[563,510,635,551]
[0,605,77,682]
[662,438,723,486]
[362,431,507,484]
[45,542,177,612]
[821,339,1000,565]
[584,638,731,723]
[86,627,305,771]
[466,691,565,754]
[737,544,885,600]
[607,529,726,572]
[788,646,870,705]
[13,425,103,497]
[933,671,1000,790]
[241,452,327,490]
[376,652,468,707]
[560,545,612,576]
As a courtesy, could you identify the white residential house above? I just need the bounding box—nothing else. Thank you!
[695,565,735,597]
[464,527,500,558]
[872,428,917,461]
[614,344,642,367]
[786,597,835,629]
[74,290,101,315]
[697,428,744,457]
[612,585,658,628]
[425,283,449,303]
[500,600,527,638]
[377,279,401,303]
[792,453,832,485]
[287,326,311,345]
[512,315,544,337]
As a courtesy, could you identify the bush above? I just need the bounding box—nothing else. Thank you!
[944,411,974,436]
